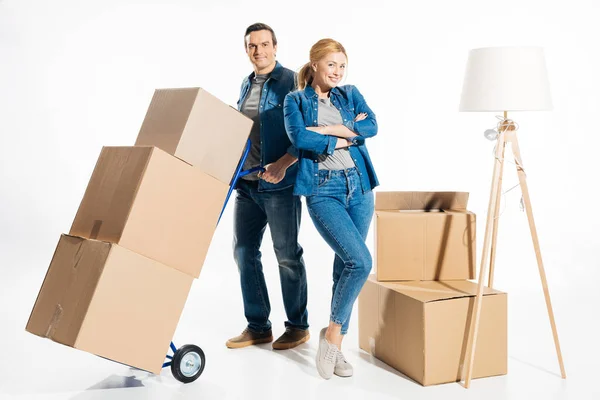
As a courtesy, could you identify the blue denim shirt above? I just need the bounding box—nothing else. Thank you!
[283,84,379,196]
[237,61,298,192]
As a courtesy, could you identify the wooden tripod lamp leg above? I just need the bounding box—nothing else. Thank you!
[463,132,507,388]
[488,137,507,288]
[507,131,567,379]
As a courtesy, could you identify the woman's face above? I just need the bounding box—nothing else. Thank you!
[312,52,347,90]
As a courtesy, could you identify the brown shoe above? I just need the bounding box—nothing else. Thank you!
[226,328,273,349]
[272,327,310,350]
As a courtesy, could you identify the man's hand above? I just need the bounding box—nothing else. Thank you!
[258,153,297,184]
[259,162,286,184]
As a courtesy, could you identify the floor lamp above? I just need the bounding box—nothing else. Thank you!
[458,46,566,388]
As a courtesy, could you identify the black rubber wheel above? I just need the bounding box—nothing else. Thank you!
[170,344,205,383]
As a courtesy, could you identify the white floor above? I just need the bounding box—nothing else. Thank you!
[3,1,600,398]
[1,209,598,400]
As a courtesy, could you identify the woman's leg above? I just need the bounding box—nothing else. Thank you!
[339,189,374,337]
[307,192,373,345]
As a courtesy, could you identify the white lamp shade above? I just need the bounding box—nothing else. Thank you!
[459,46,553,112]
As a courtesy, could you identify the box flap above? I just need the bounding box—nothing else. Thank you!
[375,192,469,211]
[368,276,502,303]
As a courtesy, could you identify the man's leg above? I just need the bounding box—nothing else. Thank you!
[263,187,309,349]
[227,181,273,348]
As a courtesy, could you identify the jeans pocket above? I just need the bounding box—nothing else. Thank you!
[317,172,330,187]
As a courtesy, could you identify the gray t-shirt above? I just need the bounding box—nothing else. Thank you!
[240,73,270,180]
[316,98,356,170]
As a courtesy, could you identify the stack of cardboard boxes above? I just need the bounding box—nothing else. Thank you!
[359,191,508,385]
[26,88,252,374]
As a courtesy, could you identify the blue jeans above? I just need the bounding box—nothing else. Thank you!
[233,180,308,333]
[306,168,374,335]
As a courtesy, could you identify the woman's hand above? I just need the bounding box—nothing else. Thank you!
[335,138,351,149]
[355,113,367,122]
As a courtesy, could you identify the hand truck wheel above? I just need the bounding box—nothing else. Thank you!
[170,344,205,383]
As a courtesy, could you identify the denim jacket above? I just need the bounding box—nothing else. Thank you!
[283,84,379,196]
[237,61,298,192]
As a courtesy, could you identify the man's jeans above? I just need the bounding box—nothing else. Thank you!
[233,180,308,333]
[306,168,374,335]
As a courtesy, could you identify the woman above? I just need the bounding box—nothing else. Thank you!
[283,38,379,379]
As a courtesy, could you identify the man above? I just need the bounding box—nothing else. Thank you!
[226,23,309,350]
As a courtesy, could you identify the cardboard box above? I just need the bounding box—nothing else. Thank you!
[375,191,476,281]
[26,235,193,374]
[70,146,227,278]
[358,275,507,386]
[135,87,252,184]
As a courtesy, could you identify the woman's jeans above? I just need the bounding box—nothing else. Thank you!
[306,167,374,335]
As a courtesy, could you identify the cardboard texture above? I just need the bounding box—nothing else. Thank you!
[69,146,228,278]
[375,191,476,281]
[135,87,253,184]
[26,235,193,374]
[358,275,507,386]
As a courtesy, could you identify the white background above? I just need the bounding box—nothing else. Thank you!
[1,0,599,399]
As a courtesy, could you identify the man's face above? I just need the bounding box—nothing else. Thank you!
[245,30,277,73]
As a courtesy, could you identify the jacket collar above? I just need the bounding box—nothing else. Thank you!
[304,84,341,99]
[247,61,283,82]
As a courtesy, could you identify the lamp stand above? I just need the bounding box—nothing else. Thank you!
[462,112,566,388]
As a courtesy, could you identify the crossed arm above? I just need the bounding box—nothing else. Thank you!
[263,87,376,183]
[284,86,377,154]
[305,112,368,139]
[260,116,363,184]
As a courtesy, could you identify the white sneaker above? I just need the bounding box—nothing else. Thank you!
[334,350,353,377]
[316,328,338,379]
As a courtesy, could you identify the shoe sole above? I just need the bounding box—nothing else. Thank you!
[334,369,353,378]
[225,336,273,349]
[272,333,311,350]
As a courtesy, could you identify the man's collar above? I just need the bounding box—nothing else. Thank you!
[248,61,282,82]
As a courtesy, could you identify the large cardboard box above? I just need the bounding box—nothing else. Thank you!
[135,87,252,184]
[26,235,193,374]
[70,146,227,278]
[375,191,476,281]
[358,275,507,386]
